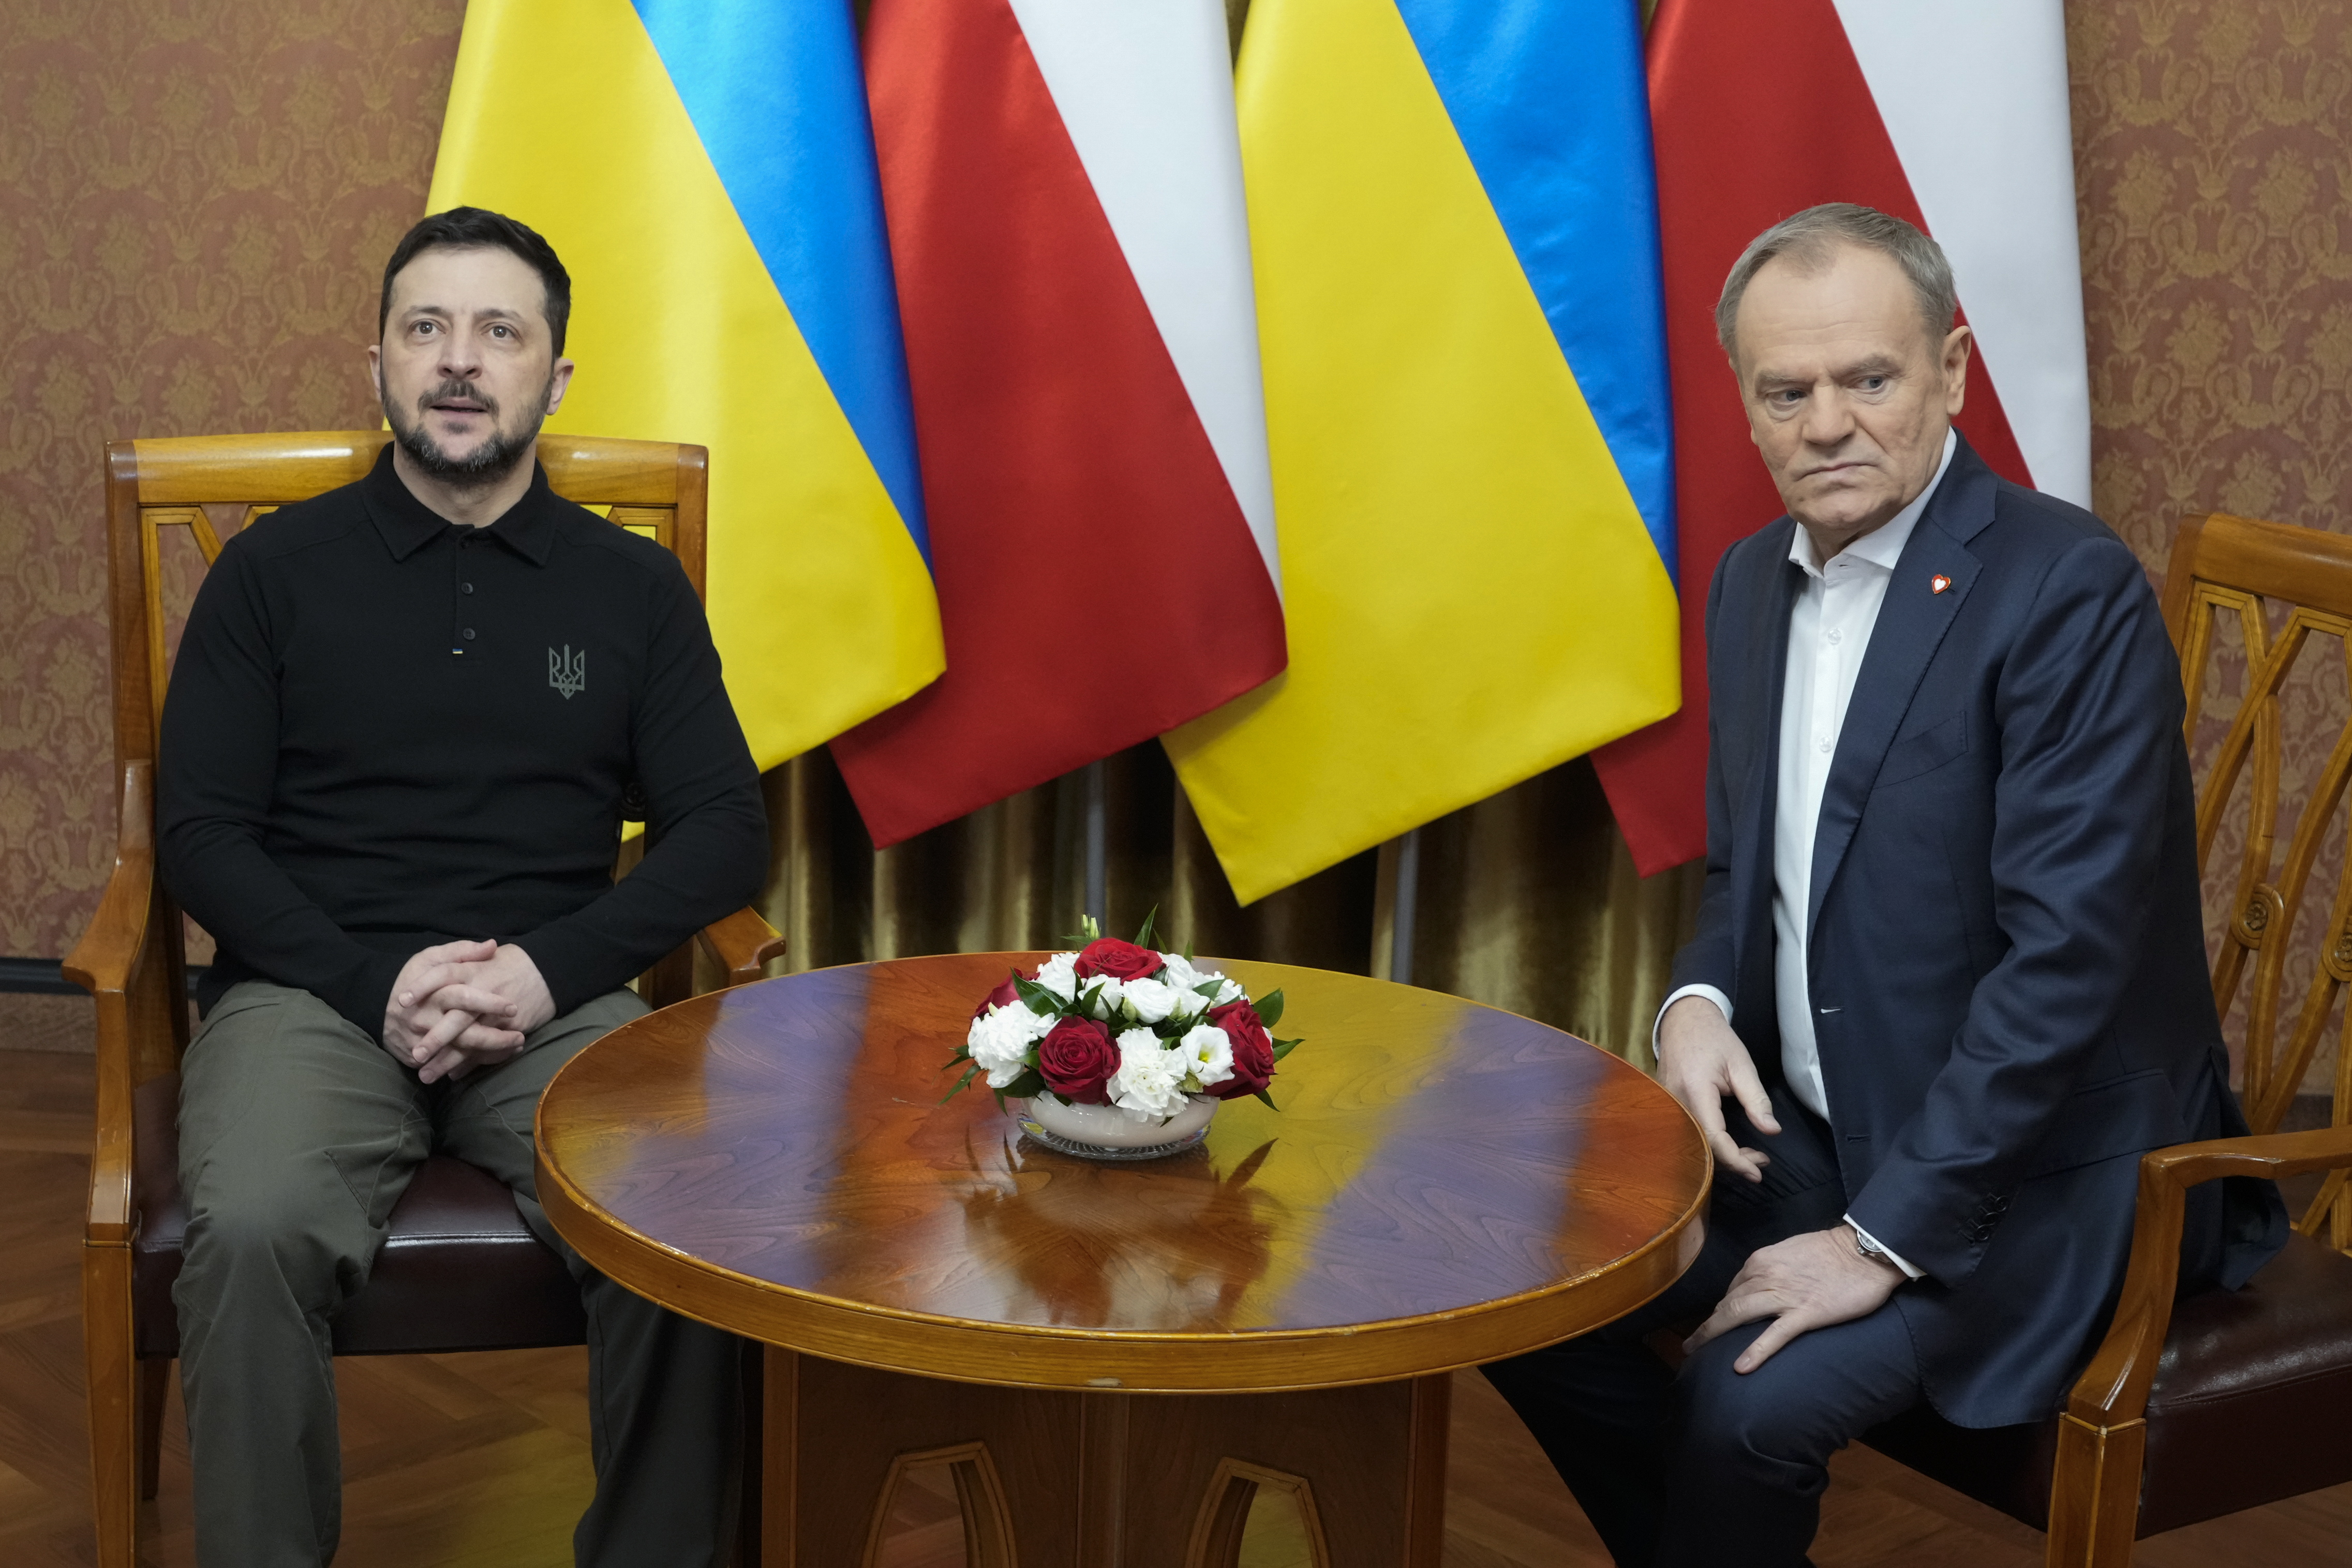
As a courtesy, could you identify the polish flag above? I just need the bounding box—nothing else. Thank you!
[1592,0,2092,874]
[836,0,1285,847]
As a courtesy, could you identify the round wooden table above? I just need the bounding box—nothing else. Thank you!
[535,953,1708,1568]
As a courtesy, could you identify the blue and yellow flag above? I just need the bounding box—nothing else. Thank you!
[1164,0,1679,904]
[428,0,943,769]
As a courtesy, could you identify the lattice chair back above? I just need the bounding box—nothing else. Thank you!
[2161,509,2352,1251]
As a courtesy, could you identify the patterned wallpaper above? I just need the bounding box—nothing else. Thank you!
[0,0,467,953]
[4,0,2350,997]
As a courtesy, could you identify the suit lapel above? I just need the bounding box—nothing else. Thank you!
[1730,526,1803,982]
[1806,442,1999,939]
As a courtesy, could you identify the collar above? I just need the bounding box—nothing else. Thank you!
[1785,428,1958,580]
[362,442,559,565]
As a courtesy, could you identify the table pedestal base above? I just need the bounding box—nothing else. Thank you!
[760,1350,1450,1567]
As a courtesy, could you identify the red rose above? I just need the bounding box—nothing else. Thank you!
[1037,1017,1119,1105]
[1204,1000,1275,1099]
[973,972,1022,1020]
[1073,937,1163,982]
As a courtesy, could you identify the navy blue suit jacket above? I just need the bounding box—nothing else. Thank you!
[1670,435,2285,1428]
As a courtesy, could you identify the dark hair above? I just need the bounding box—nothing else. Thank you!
[378,206,572,355]
[1715,202,1956,364]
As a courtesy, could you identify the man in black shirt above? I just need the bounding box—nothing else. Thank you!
[158,207,766,1566]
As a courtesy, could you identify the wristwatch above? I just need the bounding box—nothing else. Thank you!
[1848,1223,1899,1270]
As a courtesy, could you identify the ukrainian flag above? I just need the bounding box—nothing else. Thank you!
[1165,0,1679,904]
[428,0,943,769]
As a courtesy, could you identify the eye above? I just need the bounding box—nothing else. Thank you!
[489,323,514,340]
[1858,375,1890,393]
[411,319,437,337]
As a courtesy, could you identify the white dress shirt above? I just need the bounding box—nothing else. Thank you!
[1657,430,1957,1278]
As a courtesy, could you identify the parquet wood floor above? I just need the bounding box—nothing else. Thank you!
[2,1044,2345,1566]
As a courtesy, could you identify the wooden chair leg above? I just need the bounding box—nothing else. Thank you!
[84,1242,140,1568]
[139,1358,170,1500]
[2043,1413,2145,1568]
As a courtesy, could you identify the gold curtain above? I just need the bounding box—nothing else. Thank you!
[753,746,1702,1069]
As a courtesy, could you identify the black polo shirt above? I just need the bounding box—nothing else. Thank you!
[159,445,767,1036]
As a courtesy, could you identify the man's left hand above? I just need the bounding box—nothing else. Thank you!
[415,942,556,1083]
[1684,1227,1906,1374]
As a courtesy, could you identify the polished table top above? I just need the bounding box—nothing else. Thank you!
[535,953,1709,1393]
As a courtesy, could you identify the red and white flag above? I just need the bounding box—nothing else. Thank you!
[1594,0,2092,873]
[836,0,1285,846]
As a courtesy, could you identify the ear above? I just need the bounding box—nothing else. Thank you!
[366,342,382,400]
[1940,323,1973,418]
[544,355,576,418]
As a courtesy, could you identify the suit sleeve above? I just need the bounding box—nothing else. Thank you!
[1844,533,2184,1284]
[510,559,767,1013]
[157,539,408,1035]
[1667,546,1741,1000]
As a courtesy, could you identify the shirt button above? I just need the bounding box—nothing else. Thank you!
[1825,628,1841,644]
[462,582,474,594]
[463,628,477,641]
[1817,735,1832,753]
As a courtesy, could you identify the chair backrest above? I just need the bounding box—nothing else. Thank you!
[98,429,709,1080]
[2161,510,2352,1249]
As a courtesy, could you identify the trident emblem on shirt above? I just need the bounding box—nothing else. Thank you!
[548,645,586,699]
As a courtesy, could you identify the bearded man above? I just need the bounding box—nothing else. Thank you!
[1482,203,2284,1567]
[158,207,766,1566]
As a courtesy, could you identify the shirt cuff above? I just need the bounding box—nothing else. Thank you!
[1654,983,1734,1058]
[1844,1215,1925,1280]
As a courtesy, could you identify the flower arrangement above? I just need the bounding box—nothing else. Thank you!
[946,914,1301,1122]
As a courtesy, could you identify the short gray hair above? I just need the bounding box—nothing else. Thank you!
[1715,203,1957,361]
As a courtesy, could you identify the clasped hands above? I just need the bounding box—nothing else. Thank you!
[381,939,555,1084]
[1656,995,1907,1374]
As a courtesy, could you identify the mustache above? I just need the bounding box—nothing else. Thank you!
[418,379,500,416]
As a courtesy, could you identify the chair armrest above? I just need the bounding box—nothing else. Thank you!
[2066,1124,2352,1429]
[65,761,161,1247]
[696,907,786,989]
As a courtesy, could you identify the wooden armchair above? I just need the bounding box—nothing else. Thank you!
[64,430,785,1568]
[1861,510,2352,1564]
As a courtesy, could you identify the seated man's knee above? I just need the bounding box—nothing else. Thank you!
[183,1162,376,1303]
[1674,1325,1831,1471]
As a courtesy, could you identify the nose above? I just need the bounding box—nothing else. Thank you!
[436,324,483,380]
[1800,385,1856,448]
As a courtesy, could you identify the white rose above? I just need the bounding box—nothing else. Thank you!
[1175,1023,1233,1088]
[1167,986,1209,1021]
[1084,976,1125,1020]
[1212,975,1245,1006]
[1119,977,1180,1024]
[1109,1028,1189,1121]
[1157,953,1204,992]
[1032,951,1080,1001]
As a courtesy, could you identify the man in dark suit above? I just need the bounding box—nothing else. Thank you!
[1483,203,2283,1567]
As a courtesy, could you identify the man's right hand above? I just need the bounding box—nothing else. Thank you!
[382,939,526,1076]
[1657,994,1781,1182]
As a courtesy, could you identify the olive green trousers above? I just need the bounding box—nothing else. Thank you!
[173,980,742,1567]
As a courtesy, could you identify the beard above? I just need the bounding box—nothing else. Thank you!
[383,375,552,488]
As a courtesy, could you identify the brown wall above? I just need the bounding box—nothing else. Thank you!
[0,0,466,953]
[4,0,2350,960]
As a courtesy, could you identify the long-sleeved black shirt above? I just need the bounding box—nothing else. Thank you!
[158,446,768,1036]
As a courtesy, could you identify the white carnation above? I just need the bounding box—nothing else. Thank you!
[1174,1023,1233,1088]
[1119,977,1181,1024]
[1032,951,1080,1000]
[1157,953,1204,991]
[1108,1027,1190,1121]
[966,1003,1051,1088]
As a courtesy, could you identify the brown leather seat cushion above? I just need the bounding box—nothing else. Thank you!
[132,1072,586,1360]
[1864,1231,2352,1537]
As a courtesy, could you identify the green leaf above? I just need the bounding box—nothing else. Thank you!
[1004,1066,1047,1099]
[1255,989,1285,1029]
[942,1051,973,1071]
[1193,979,1223,1000]
[1132,905,1159,949]
[937,1061,984,1104]
[1252,1087,1280,1111]
[1183,939,1196,963]
[1270,1039,1300,1062]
